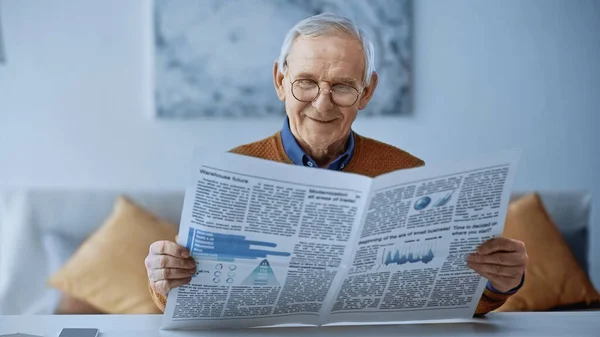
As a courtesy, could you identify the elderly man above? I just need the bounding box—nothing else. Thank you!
[145,13,527,316]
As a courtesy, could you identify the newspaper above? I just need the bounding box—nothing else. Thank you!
[161,148,520,330]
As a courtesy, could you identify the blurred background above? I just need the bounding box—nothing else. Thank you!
[0,0,598,315]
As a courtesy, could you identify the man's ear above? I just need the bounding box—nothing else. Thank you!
[358,71,379,110]
[273,61,286,101]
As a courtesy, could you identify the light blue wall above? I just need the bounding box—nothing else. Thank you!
[0,0,599,284]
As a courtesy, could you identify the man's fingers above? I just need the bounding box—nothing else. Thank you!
[477,237,525,255]
[468,252,526,266]
[145,255,196,270]
[149,240,190,258]
[152,277,193,296]
[148,267,197,282]
[467,261,523,278]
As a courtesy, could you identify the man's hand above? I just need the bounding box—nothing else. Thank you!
[145,240,197,296]
[467,237,528,293]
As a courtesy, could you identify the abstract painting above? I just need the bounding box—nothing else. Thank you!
[153,0,412,118]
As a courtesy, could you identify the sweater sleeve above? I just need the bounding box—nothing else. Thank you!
[474,288,511,315]
[149,280,167,313]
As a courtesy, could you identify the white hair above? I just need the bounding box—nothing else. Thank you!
[277,13,376,87]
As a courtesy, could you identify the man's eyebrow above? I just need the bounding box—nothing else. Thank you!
[294,72,317,80]
[334,77,359,87]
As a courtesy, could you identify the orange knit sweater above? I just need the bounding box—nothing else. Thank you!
[149,131,510,316]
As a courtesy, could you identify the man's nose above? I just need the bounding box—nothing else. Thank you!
[312,88,335,111]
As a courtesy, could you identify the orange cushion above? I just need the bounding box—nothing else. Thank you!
[54,294,105,314]
[495,193,600,311]
[48,196,178,314]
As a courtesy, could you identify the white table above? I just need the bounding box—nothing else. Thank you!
[0,312,598,337]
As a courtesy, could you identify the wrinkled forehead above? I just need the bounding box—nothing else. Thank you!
[286,34,365,83]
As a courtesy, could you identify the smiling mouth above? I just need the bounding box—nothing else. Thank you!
[306,116,336,123]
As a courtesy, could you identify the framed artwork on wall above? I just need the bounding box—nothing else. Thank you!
[153,0,412,119]
[0,6,6,64]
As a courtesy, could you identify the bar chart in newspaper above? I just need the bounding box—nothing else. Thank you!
[185,228,291,261]
[379,240,438,269]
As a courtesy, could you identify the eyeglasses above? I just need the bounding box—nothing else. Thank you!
[289,77,362,108]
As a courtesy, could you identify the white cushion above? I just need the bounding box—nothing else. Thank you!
[0,190,48,314]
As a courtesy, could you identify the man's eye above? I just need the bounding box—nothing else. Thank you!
[298,80,315,86]
[334,85,355,94]
[297,80,316,88]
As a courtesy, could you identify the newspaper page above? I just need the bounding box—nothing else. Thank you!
[161,148,374,330]
[161,148,520,330]
[324,150,519,325]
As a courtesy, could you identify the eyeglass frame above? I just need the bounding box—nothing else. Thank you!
[285,65,365,108]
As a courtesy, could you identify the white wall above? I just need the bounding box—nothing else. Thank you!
[0,1,599,281]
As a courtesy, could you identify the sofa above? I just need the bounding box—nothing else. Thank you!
[0,188,598,315]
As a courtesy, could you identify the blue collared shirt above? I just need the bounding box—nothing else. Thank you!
[281,116,354,170]
[280,117,522,295]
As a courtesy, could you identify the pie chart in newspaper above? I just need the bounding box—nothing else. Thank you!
[414,196,431,210]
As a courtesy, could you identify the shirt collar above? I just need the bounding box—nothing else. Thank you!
[281,116,354,170]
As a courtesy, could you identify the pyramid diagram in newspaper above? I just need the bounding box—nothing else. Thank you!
[242,259,280,286]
